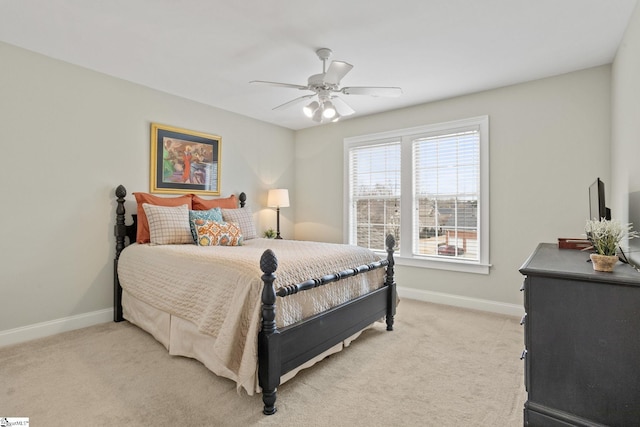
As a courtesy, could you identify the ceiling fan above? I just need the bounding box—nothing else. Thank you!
[250,48,402,123]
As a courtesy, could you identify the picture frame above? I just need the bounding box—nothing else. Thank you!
[150,123,221,195]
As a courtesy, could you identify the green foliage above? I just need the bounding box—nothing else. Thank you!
[585,219,638,256]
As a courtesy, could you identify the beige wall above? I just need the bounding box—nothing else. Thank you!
[4,16,637,338]
[0,42,295,333]
[612,2,640,218]
[294,66,612,308]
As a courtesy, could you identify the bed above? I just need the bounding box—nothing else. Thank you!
[112,184,397,415]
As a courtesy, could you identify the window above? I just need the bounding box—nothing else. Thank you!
[344,116,489,274]
[348,141,401,251]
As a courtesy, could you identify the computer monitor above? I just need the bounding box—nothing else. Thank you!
[589,178,610,221]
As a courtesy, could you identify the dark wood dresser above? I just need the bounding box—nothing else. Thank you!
[519,243,640,426]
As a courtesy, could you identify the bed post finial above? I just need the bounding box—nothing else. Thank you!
[115,184,127,199]
[258,249,281,415]
[385,234,397,331]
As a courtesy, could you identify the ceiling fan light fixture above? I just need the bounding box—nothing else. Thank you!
[322,100,336,119]
[312,107,323,122]
[303,100,319,118]
[252,47,402,125]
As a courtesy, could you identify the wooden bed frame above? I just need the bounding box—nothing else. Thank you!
[113,184,397,415]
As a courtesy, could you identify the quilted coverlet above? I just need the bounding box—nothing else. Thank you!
[117,238,385,390]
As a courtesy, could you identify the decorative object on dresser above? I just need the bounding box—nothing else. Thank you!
[150,123,222,195]
[519,243,640,426]
[556,238,591,250]
[267,188,289,239]
[584,218,638,272]
[588,253,618,272]
[113,185,397,415]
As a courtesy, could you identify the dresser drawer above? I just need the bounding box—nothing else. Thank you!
[520,277,529,311]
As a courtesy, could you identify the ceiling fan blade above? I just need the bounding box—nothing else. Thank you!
[331,96,355,116]
[324,61,353,85]
[272,94,315,111]
[341,86,403,97]
[250,80,309,90]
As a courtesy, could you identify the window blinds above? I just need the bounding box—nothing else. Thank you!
[413,129,480,260]
[349,141,401,250]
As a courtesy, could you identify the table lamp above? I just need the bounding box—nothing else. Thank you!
[267,189,290,239]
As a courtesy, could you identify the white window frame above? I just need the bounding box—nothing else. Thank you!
[344,116,490,274]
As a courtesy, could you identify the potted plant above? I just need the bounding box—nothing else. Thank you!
[585,219,638,272]
[263,228,276,239]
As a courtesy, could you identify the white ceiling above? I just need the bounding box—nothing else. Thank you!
[1,1,637,130]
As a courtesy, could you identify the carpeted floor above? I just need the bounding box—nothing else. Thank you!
[0,299,525,426]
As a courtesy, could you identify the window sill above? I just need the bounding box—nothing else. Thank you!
[388,254,491,275]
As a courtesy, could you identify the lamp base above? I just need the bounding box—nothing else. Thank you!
[275,207,282,240]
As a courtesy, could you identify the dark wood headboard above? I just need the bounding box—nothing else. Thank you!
[114,184,247,259]
[113,184,247,321]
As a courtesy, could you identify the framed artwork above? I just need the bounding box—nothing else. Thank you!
[150,123,221,195]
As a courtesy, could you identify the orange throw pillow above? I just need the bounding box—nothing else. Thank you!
[193,221,244,246]
[133,192,193,243]
[191,194,238,210]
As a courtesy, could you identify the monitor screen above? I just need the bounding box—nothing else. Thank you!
[589,178,610,220]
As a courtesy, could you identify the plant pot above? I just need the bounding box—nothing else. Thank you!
[590,253,618,272]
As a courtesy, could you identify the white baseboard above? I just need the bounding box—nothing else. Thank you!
[397,286,524,318]
[0,308,112,348]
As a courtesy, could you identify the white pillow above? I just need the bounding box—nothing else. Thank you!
[142,203,193,245]
[221,208,257,240]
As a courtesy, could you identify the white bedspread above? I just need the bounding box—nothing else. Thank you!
[117,238,385,392]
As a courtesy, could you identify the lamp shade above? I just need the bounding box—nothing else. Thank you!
[267,189,290,208]
[303,101,319,118]
[322,100,336,119]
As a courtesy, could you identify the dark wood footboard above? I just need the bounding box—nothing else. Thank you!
[258,234,396,415]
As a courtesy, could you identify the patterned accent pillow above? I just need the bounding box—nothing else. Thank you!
[194,221,244,246]
[133,192,192,243]
[188,208,223,242]
[221,208,257,240]
[142,203,193,245]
